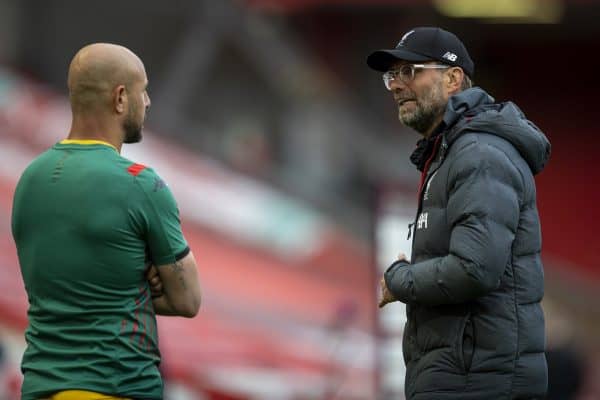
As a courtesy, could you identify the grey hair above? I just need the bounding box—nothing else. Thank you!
[461,74,473,91]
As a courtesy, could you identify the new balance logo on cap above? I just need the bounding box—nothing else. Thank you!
[443,52,458,62]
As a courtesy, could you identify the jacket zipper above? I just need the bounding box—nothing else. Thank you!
[405,137,447,360]
[407,137,446,241]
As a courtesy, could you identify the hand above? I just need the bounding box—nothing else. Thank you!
[146,265,163,298]
[378,278,395,308]
[378,253,409,308]
[396,252,408,263]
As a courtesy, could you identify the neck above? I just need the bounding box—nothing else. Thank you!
[68,113,123,153]
[422,114,444,139]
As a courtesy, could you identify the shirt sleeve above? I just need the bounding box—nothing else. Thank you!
[129,167,189,266]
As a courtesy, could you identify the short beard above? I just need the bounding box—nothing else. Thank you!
[123,102,143,144]
[123,118,142,144]
[399,81,446,134]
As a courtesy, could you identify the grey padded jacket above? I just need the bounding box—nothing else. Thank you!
[385,87,551,400]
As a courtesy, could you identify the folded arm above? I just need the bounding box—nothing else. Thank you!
[150,251,201,317]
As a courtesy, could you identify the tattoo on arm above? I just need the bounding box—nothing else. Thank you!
[171,260,186,290]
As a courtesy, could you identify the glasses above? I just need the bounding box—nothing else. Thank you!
[383,64,449,90]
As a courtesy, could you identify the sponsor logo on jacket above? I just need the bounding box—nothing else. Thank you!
[417,212,428,230]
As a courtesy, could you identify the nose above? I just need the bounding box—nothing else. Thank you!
[389,77,407,92]
[145,92,151,109]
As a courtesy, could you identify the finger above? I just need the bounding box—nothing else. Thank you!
[149,274,162,287]
[397,252,407,261]
[150,276,161,286]
[150,284,163,296]
[150,281,162,292]
[380,278,386,290]
[379,289,389,307]
[146,265,158,278]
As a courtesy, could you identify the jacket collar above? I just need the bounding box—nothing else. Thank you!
[409,87,494,171]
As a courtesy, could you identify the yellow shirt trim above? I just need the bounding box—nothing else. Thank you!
[48,389,131,400]
[59,139,117,152]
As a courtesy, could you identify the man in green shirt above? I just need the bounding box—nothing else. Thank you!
[11,43,202,400]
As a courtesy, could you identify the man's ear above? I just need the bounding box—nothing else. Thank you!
[445,67,464,92]
[114,85,127,114]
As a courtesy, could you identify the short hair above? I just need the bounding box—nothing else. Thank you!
[461,74,473,91]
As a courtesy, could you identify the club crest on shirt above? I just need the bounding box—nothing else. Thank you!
[153,178,167,192]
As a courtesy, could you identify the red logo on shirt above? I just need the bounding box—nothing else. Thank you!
[127,163,146,176]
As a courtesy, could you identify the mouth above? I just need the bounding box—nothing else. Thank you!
[397,98,415,107]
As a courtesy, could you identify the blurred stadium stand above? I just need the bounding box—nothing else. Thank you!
[1,0,600,399]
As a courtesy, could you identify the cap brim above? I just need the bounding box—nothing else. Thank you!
[367,49,432,72]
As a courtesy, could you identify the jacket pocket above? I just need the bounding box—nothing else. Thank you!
[457,313,475,373]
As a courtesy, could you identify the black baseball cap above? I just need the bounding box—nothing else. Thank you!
[367,27,474,78]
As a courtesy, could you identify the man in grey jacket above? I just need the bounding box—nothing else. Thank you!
[369,27,550,400]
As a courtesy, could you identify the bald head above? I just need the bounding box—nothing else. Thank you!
[68,43,146,113]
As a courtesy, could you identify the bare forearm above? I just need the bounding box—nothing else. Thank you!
[159,255,201,317]
[151,295,180,316]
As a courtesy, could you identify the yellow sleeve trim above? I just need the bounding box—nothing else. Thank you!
[59,139,117,151]
[48,390,131,400]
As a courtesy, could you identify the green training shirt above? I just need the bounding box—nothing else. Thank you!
[11,140,190,400]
